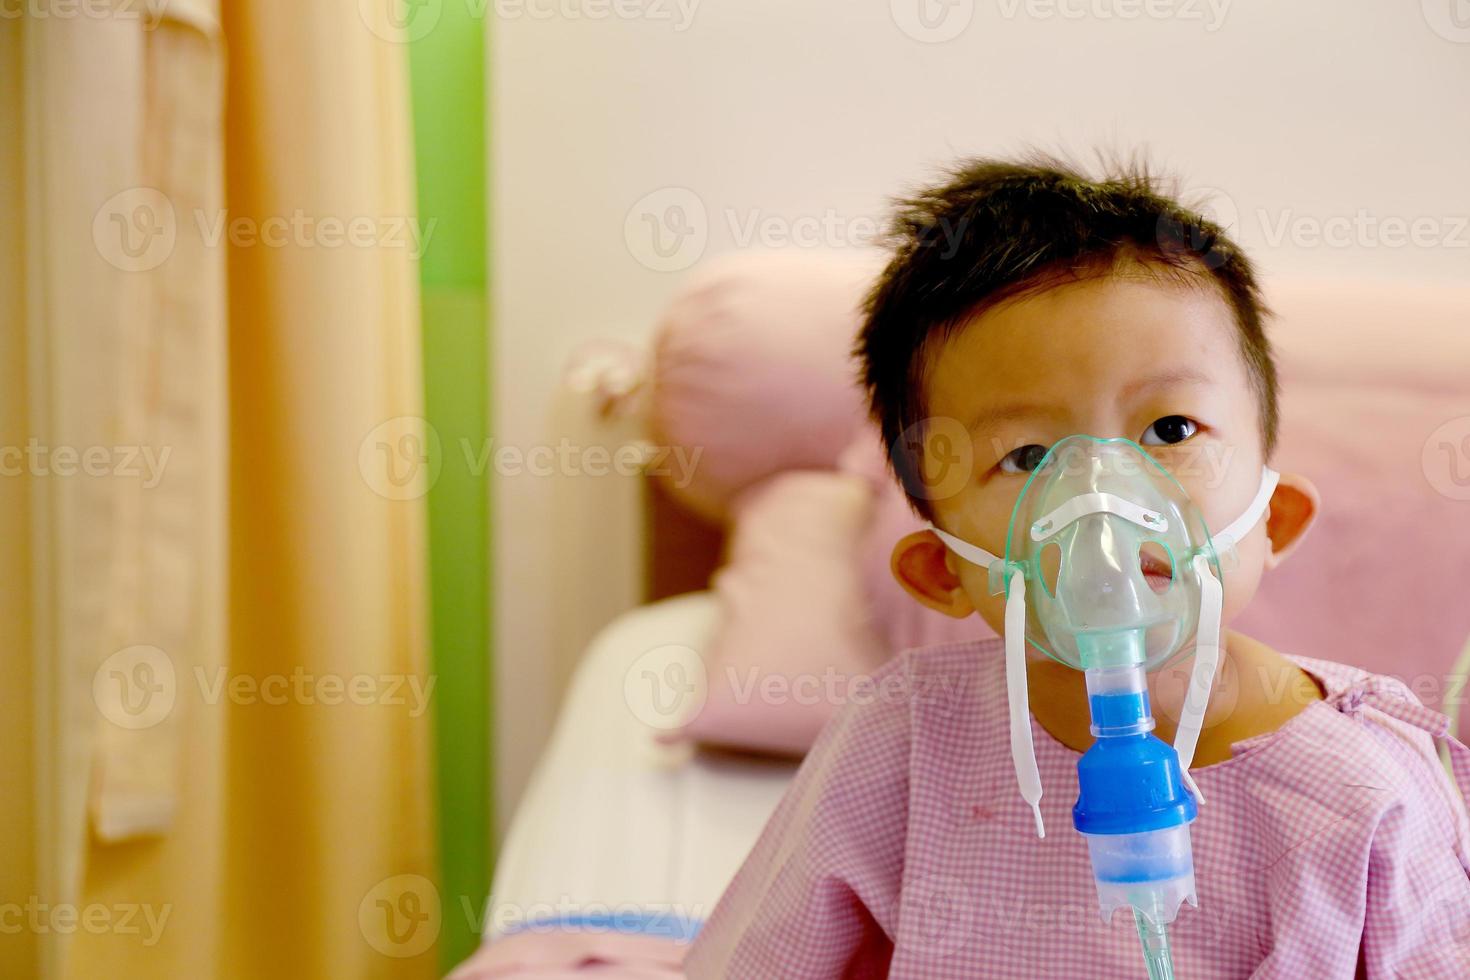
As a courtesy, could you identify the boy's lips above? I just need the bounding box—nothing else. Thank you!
[1139,551,1174,588]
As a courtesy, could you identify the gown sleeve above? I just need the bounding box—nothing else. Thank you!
[1342,680,1470,978]
[1358,789,1470,978]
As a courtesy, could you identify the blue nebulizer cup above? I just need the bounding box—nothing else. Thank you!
[1074,657,1198,980]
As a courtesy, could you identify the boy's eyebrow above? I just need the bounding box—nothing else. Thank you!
[965,401,1066,432]
[965,368,1216,432]
[1119,367,1216,399]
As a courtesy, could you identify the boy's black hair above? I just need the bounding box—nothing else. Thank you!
[855,153,1279,519]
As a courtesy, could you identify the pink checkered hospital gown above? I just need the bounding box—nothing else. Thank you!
[685,639,1470,979]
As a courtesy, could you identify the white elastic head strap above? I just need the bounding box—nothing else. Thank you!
[925,524,1045,837]
[1174,555,1221,804]
[1210,467,1279,556]
[1030,491,1167,542]
[1005,570,1046,837]
[1172,466,1277,803]
[926,524,1001,570]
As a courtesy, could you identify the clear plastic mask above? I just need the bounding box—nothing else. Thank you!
[996,435,1224,672]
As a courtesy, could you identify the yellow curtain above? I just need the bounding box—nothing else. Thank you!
[217,0,437,975]
[3,2,438,977]
[0,11,38,978]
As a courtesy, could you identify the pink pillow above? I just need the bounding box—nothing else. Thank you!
[671,442,987,757]
[837,429,993,653]
[648,251,882,522]
[674,471,889,755]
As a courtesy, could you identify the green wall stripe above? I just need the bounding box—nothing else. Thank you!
[408,6,491,974]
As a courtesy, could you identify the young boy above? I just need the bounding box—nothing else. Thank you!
[684,157,1470,978]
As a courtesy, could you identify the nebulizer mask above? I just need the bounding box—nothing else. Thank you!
[929,435,1277,979]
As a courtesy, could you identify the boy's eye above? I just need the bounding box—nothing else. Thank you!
[999,444,1048,474]
[1141,415,1198,446]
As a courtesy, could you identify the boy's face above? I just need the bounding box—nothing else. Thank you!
[920,270,1274,637]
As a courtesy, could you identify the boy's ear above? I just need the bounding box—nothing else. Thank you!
[891,530,977,619]
[1262,473,1319,570]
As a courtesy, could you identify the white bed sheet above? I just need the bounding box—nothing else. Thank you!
[485,592,798,940]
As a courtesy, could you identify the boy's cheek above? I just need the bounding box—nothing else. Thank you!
[1219,526,1270,623]
[1167,433,1261,527]
[969,583,1009,637]
[946,558,1001,630]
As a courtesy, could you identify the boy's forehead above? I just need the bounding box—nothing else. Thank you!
[924,275,1242,424]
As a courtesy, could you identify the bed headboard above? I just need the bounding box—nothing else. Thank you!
[548,347,723,697]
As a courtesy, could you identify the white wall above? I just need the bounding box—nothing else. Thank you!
[490,0,1470,829]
